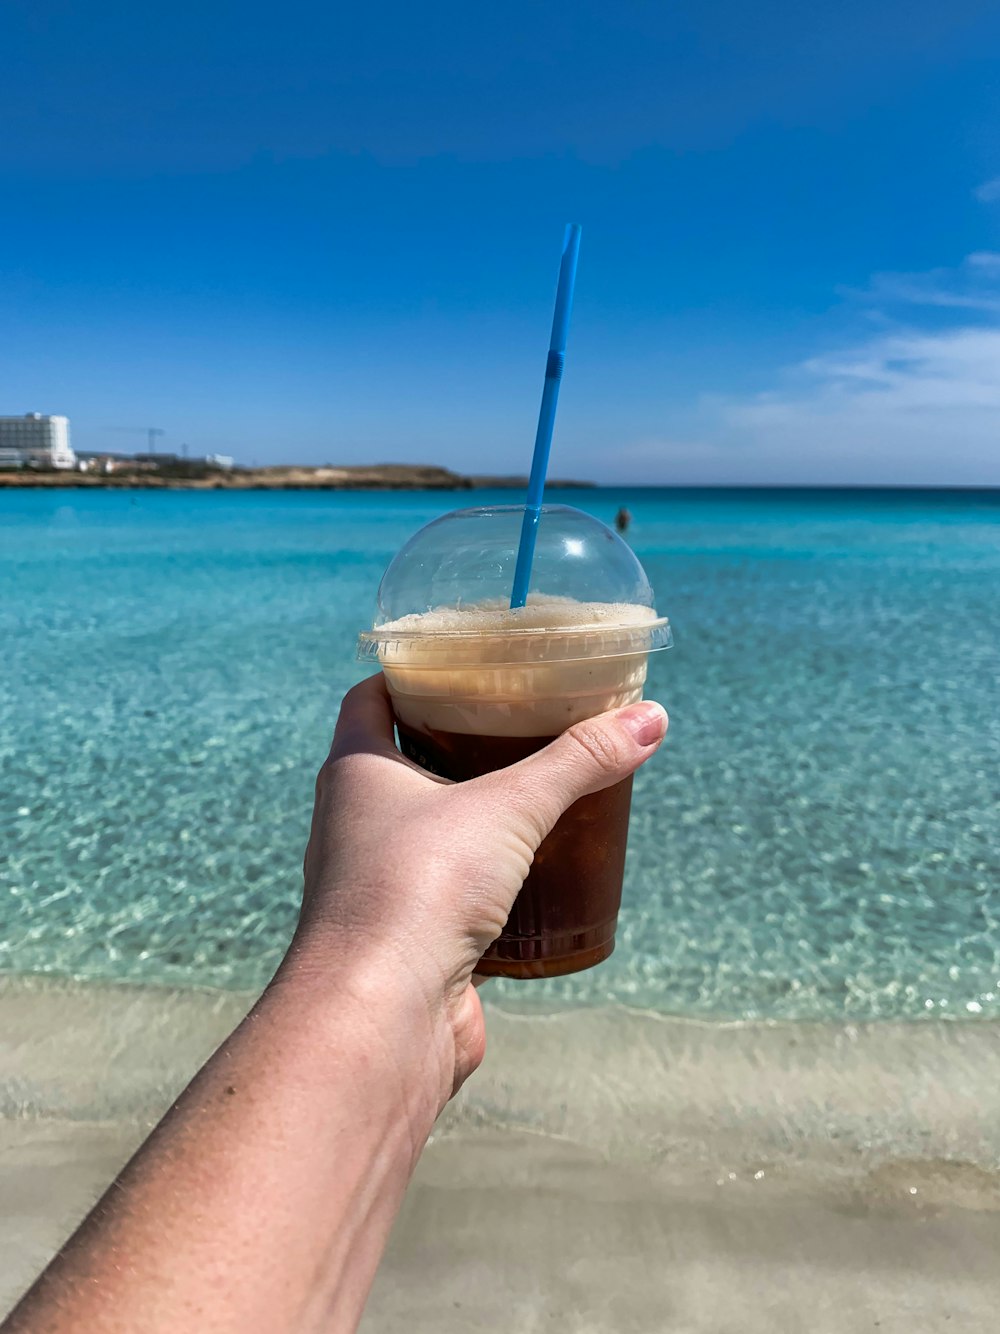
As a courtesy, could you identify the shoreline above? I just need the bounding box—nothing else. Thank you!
[3,470,999,493]
[0,464,594,491]
[5,970,1000,1168]
[2,975,999,1329]
[2,974,999,1329]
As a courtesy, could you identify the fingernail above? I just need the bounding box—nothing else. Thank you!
[618,701,667,747]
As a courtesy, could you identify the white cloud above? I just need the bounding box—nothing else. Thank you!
[973,177,1000,202]
[838,252,1000,314]
[719,326,1000,483]
[610,253,1000,484]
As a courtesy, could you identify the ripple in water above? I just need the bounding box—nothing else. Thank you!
[1,487,998,1020]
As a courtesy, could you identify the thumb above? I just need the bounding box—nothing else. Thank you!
[478,700,668,846]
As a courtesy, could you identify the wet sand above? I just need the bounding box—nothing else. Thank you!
[2,977,999,1331]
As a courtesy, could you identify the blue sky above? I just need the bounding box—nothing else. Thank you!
[4,0,1000,483]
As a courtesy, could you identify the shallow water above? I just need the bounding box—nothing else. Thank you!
[1,487,998,1020]
[5,975,1000,1178]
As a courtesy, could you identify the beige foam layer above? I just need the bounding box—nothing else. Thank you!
[376,595,660,638]
[374,597,656,736]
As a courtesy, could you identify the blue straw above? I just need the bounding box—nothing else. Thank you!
[510,223,582,609]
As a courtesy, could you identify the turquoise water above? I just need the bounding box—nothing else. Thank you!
[1,487,998,1020]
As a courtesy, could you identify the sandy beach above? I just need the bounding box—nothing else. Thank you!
[2,976,999,1331]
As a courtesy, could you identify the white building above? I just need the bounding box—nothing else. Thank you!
[0,414,76,470]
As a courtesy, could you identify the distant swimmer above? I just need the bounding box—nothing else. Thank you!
[614,506,632,535]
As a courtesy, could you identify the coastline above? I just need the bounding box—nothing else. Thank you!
[2,974,999,1330]
[0,464,594,491]
[3,472,997,494]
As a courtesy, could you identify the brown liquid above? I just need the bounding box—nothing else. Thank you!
[396,722,633,979]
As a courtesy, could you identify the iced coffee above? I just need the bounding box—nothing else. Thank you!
[358,506,670,979]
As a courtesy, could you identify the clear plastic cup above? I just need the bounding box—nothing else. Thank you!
[358,504,671,978]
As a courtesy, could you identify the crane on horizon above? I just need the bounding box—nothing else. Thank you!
[105,426,166,455]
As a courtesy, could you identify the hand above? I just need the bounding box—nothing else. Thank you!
[288,673,667,1108]
[0,674,667,1334]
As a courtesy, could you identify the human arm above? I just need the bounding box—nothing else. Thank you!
[2,675,667,1334]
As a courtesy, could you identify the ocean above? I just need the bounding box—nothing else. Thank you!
[2,486,999,1021]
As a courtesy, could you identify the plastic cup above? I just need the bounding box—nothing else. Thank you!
[358,504,671,978]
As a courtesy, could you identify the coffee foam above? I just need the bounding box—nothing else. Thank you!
[377,595,659,637]
[373,596,658,737]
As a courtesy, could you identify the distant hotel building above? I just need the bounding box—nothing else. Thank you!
[0,414,76,469]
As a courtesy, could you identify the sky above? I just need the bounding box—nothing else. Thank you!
[4,0,1000,484]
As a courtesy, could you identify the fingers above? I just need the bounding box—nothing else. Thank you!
[478,700,668,844]
[328,673,398,760]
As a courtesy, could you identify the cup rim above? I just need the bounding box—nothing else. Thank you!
[357,616,672,663]
[359,613,670,642]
